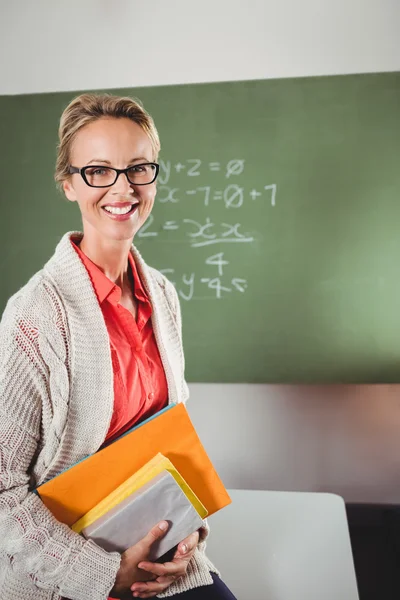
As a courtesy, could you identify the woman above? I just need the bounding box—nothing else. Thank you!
[0,94,237,600]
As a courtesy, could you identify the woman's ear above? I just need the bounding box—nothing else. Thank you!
[63,179,77,202]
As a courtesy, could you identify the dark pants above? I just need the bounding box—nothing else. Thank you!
[172,574,237,599]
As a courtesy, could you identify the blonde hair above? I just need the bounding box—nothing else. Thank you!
[55,93,160,191]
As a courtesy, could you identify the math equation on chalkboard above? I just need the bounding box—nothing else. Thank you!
[137,158,277,301]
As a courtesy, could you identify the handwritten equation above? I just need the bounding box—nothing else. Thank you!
[158,158,246,181]
[139,215,254,248]
[142,158,278,300]
[160,253,247,301]
[158,183,276,208]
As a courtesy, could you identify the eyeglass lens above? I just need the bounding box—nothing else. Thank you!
[84,164,157,187]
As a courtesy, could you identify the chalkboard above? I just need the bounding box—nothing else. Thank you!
[1,72,400,382]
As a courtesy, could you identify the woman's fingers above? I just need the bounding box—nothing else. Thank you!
[141,521,169,546]
[137,532,197,577]
[131,530,199,596]
[131,576,175,597]
[176,531,199,557]
[136,560,179,577]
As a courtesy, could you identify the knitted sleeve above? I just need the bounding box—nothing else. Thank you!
[0,294,121,600]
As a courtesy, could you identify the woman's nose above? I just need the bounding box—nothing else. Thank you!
[111,171,134,194]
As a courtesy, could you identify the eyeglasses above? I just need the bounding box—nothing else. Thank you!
[69,162,159,188]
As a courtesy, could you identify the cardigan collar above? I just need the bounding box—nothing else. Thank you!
[41,231,178,482]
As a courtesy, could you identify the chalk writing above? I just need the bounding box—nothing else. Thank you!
[226,159,245,178]
[179,184,277,207]
[160,253,248,300]
[138,213,158,237]
[139,156,279,300]
[187,159,201,176]
[205,252,229,276]
[159,160,171,185]
[250,189,262,200]
[158,186,180,203]
[179,273,195,301]
[264,184,277,207]
[166,158,246,178]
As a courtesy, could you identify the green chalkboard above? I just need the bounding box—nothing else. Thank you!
[1,72,400,382]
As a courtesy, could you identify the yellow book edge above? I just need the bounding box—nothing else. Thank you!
[71,453,208,533]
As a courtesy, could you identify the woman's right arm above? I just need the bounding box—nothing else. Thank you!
[0,309,121,600]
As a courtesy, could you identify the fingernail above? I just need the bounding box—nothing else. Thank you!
[181,543,187,553]
[159,521,168,531]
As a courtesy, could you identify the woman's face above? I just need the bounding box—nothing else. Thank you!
[63,117,156,243]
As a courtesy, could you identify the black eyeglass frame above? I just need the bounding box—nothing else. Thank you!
[68,162,160,188]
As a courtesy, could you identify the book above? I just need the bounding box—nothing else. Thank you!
[71,453,208,534]
[81,469,204,560]
[36,402,231,526]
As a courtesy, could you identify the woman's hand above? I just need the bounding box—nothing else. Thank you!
[110,521,169,599]
[130,530,200,598]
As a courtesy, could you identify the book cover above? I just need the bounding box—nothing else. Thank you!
[72,453,208,534]
[82,470,204,560]
[36,402,231,525]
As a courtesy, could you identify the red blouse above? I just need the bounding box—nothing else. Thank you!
[72,240,168,444]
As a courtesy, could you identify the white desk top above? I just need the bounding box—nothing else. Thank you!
[206,489,359,600]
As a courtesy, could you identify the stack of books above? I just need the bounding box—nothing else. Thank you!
[36,403,231,558]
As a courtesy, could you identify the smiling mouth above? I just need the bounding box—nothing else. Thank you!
[102,203,138,216]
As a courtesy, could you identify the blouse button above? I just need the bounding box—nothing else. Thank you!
[148,392,155,401]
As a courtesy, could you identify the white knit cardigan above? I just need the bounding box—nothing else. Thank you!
[0,232,217,600]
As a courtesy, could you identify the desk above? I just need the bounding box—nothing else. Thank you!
[206,490,359,600]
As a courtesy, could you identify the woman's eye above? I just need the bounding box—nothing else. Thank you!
[86,167,109,176]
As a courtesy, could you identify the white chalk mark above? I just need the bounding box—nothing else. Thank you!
[224,184,244,208]
[179,273,195,301]
[226,159,245,178]
[186,190,196,195]
[264,184,277,207]
[138,213,158,237]
[183,217,217,240]
[175,163,185,172]
[191,237,254,248]
[209,162,221,171]
[160,268,175,275]
[158,160,171,185]
[197,186,211,207]
[231,278,248,293]
[200,277,231,299]
[187,159,201,176]
[221,222,249,239]
[158,186,179,203]
[163,221,179,230]
[206,252,229,277]
[250,189,262,200]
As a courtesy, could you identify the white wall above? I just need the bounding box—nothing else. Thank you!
[0,0,399,95]
[1,0,399,503]
[188,384,400,504]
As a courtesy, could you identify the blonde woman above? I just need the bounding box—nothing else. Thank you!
[0,94,237,600]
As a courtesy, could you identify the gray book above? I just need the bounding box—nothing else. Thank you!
[81,469,204,560]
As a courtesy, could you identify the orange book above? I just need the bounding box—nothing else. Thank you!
[36,403,231,526]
